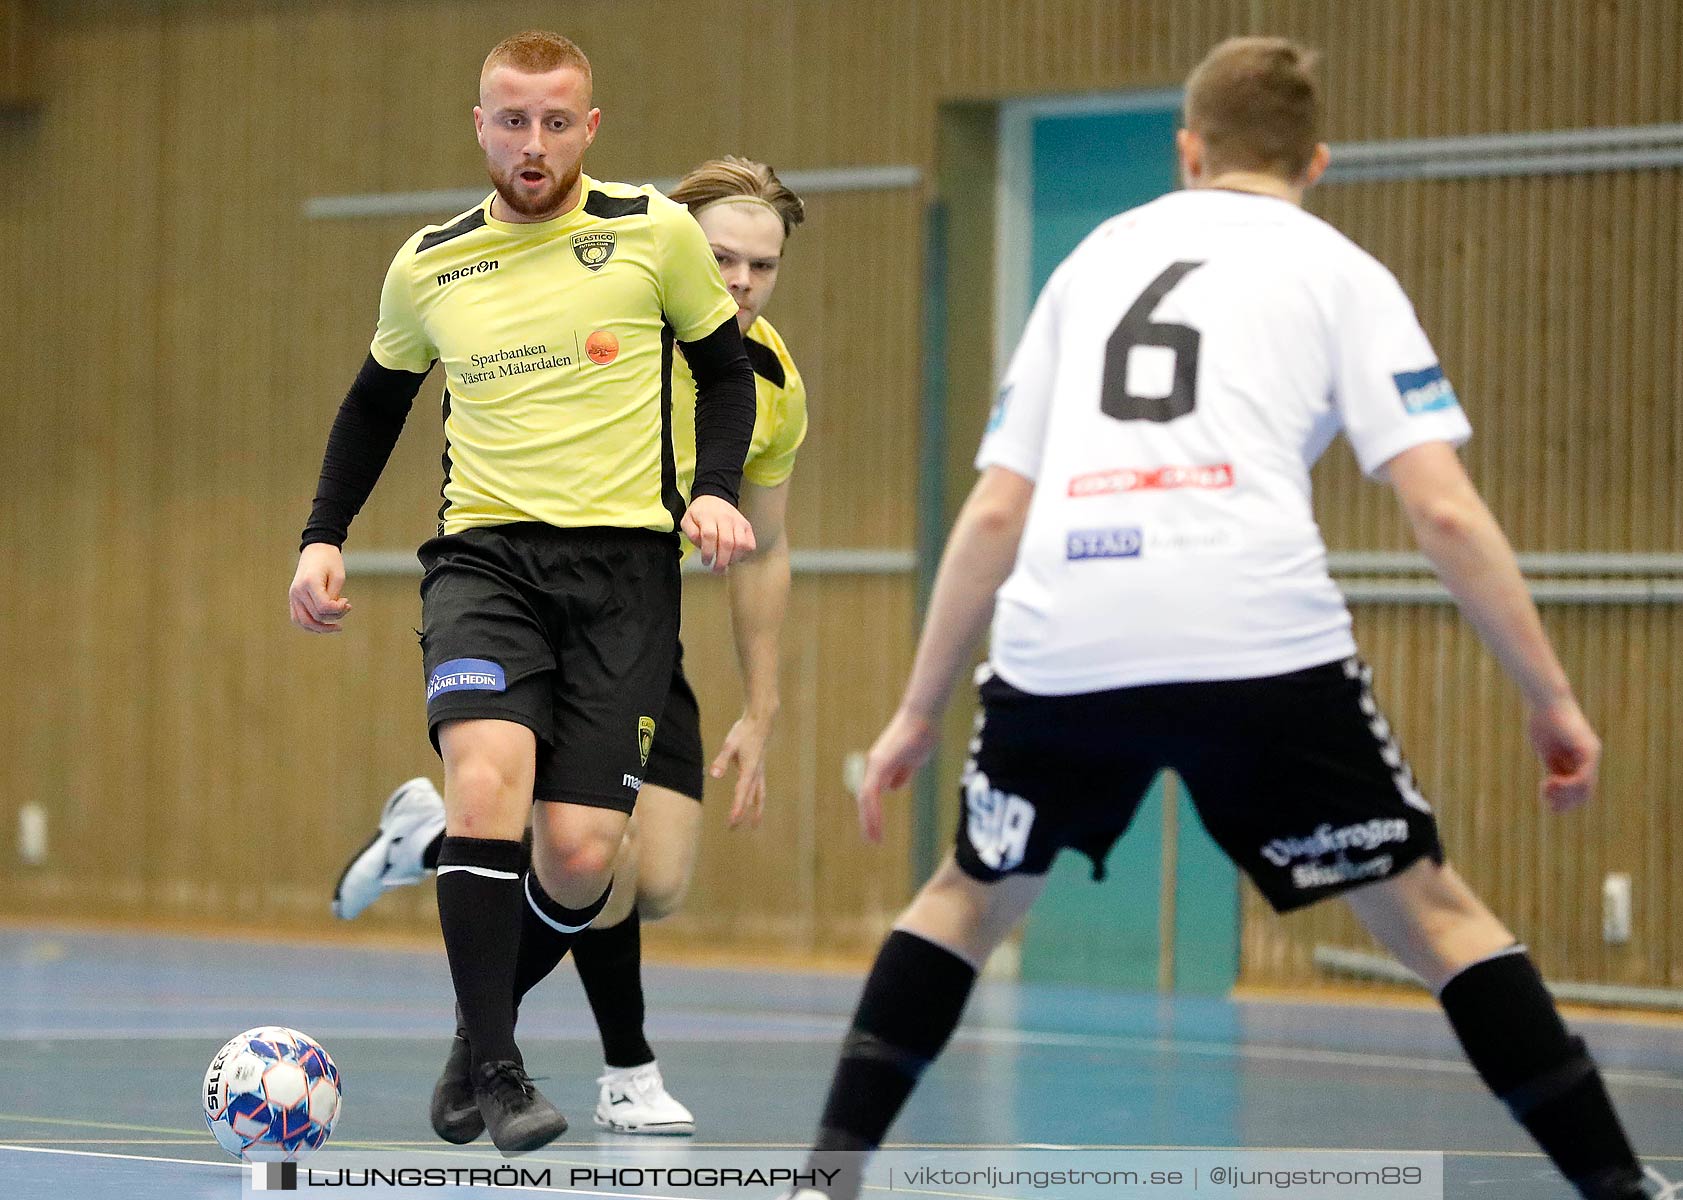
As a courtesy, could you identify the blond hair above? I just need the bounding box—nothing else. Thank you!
[1184,37,1322,179]
[480,30,592,98]
[668,157,806,239]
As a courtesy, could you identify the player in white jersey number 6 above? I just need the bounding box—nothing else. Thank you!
[792,37,1671,1200]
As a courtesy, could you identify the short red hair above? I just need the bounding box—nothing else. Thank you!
[480,31,592,99]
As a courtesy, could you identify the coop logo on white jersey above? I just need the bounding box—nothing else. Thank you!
[1067,463,1235,498]
[963,768,1035,872]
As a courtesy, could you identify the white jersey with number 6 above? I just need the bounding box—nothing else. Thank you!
[978,188,1472,694]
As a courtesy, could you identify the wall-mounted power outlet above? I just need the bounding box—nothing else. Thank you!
[1602,873,1632,945]
[18,802,47,865]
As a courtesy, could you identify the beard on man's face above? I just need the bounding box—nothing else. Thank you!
[489,158,581,219]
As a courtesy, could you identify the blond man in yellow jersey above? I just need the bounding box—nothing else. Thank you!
[330,158,809,1136]
[290,32,758,1155]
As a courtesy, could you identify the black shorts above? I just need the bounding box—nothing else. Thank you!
[418,523,680,813]
[643,642,705,802]
[955,657,1444,912]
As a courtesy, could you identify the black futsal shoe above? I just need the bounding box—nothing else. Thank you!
[474,1059,568,1155]
[429,1031,485,1144]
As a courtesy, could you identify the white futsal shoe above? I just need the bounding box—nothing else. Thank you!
[593,1061,695,1135]
[330,777,446,919]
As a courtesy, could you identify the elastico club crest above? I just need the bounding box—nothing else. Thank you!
[638,716,656,767]
[572,232,616,271]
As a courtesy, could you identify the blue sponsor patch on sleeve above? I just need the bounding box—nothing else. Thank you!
[427,658,507,701]
[985,382,1013,433]
[1392,364,1460,415]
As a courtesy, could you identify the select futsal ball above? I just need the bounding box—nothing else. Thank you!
[202,1026,341,1160]
[586,330,619,364]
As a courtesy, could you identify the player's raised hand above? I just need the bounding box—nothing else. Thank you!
[289,542,352,633]
[1527,696,1601,813]
[682,494,756,573]
[711,712,772,829]
[856,709,939,844]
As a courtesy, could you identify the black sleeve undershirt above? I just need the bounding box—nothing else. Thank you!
[299,353,432,550]
[678,316,757,508]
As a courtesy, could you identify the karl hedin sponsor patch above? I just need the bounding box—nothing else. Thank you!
[1393,363,1460,414]
[427,658,506,701]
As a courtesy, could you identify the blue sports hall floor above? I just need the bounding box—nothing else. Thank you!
[0,926,1678,1198]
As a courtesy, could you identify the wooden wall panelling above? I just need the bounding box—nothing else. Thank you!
[1,1,1678,982]
[0,0,33,107]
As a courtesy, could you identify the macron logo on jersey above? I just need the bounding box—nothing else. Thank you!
[427,658,506,701]
[436,260,500,287]
[1068,463,1234,498]
[1393,364,1460,415]
[1066,527,1143,560]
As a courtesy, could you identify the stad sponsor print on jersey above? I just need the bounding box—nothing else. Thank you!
[1392,363,1460,415]
[1066,526,1143,560]
[1064,524,1236,561]
[1067,462,1234,498]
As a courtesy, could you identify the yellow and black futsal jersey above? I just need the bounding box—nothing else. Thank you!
[370,176,739,535]
[671,315,807,498]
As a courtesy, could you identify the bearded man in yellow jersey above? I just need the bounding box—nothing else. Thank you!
[288,32,757,1156]
[326,158,811,1137]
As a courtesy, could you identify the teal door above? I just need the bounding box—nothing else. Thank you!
[1010,100,1240,995]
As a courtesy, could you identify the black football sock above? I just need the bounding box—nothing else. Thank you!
[1438,946,1643,1198]
[808,930,978,1198]
[435,836,527,1070]
[423,826,530,872]
[511,871,612,1011]
[572,908,655,1068]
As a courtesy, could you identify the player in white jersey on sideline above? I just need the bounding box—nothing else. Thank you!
[790,37,1673,1200]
